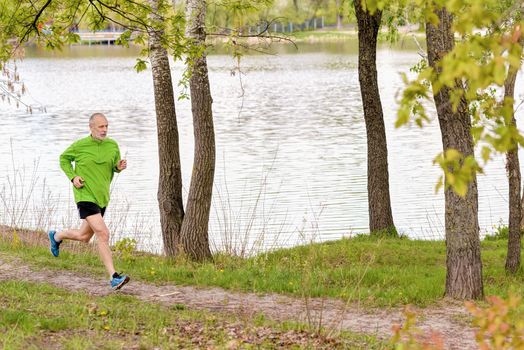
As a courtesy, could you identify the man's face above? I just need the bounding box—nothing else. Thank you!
[90,115,108,140]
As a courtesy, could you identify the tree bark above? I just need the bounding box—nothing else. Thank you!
[180,0,215,261]
[426,7,483,299]
[354,0,396,235]
[504,60,521,274]
[148,0,185,257]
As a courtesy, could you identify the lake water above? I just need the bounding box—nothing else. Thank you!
[0,42,520,253]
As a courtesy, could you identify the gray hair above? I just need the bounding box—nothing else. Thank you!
[89,113,106,125]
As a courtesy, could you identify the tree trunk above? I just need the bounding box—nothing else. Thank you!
[180,0,215,261]
[336,0,343,30]
[426,7,483,299]
[354,0,396,235]
[504,63,521,274]
[148,0,185,257]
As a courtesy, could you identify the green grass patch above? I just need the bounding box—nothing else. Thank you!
[0,280,384,349]
[1,233,523,308]
[288,29,425,47]
[289,30,358,41]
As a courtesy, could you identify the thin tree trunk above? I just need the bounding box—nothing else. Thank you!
[354,0,396,235]
[336,0,343,30]
[148,0,185,257]
[180,0,214,261]
[426,6,483,299]
[504,61,521,274]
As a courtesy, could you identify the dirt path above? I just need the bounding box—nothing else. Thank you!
[0,253,477,349]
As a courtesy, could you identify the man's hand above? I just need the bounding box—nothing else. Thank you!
[72,176,85,189]
[117,159,127,171]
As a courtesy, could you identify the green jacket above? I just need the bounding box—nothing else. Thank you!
[60,135,121,208]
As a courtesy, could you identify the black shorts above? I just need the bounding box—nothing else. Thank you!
[77,201,106,219]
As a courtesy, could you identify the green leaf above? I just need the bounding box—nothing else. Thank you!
[396,105,410,128]
[453,179,468,197]
[444,148,461,161]
[435,176,444,194]
[115,30,132,47]
[65,32,80,44]
[481,146,491,163]
[134,58,148,73]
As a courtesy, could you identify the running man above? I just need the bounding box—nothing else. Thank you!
[48,113,130,290]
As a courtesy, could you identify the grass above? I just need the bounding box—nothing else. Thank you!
[287,29,426,46]
[0,280,385,349]
[2,230,523,309]
[289,30,358,41]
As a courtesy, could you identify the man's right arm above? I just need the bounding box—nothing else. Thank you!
[59,142,77,181]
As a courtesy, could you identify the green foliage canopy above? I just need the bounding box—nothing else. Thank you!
[0,0,188,67]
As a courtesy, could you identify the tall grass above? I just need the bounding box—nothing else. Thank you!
[0,145,57,231]
[209,151,302,257]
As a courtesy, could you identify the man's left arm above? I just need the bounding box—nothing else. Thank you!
[113,144,126,173]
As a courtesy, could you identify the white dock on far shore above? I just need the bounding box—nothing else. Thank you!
[76,31,125,45]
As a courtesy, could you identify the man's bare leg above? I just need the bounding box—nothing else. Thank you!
[55,221,94,243]
[85,214,116,278]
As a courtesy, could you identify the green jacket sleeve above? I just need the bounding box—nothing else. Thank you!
[60,142,77,181]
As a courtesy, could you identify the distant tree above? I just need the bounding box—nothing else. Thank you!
[336,0,343,29]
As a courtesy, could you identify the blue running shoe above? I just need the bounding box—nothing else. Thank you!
[110,273,130,290]
[48,230,61,257]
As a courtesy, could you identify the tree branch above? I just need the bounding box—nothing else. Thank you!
[94,0,151,29]
[19,0,53,44]
[88,0,145,33]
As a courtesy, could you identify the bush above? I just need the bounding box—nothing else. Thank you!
[390,294,524,349]
[466,294,524,349]
[484,223,509,241]
[113,238,137,262]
